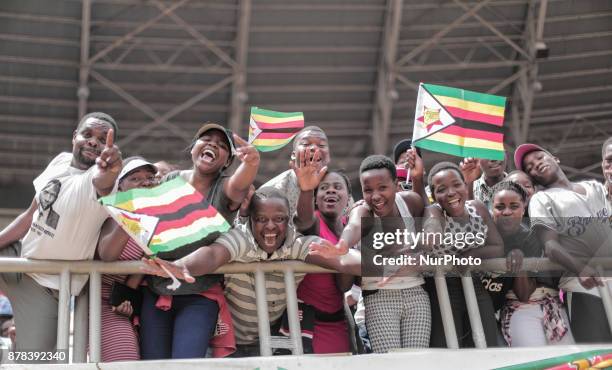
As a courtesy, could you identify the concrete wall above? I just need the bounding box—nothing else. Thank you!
[3,345,610,370]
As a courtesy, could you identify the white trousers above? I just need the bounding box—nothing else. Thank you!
[508,303,575,347]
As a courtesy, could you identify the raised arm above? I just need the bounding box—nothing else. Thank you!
[224,134,260,210]
[93,129,123,197]
[293,148,327,232]
[404,148,430,206]
[0,198,37,249]
[460,157,481,201]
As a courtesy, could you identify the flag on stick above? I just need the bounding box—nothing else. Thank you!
[412,83,506,160]
[248,107,304,152]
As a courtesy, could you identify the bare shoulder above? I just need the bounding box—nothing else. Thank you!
[351,203,372,218]
[424,203,444,217]
[399,190,423,214]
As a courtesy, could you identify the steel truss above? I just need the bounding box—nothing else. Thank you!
[0,0,609,185]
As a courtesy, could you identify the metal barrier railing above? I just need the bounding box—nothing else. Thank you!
[0,257,611,362]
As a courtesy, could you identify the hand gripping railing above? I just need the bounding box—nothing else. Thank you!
[0,257,611,362]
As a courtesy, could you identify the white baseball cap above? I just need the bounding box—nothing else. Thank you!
[118,158,157,181]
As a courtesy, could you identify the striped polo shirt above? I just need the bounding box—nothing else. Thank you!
[216,223,319,345]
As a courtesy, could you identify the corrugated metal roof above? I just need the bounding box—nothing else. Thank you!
[0,0,610,204]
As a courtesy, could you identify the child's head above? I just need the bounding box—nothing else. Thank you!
[154,161,180,180]
[428,161,467,217]
[315,170,351,219]
[249,187,291,254]
[359,155,397,217]
[491,181,527,236]
[480,156,506,178]
[506,170,535,205]
[514,144,562,187]
[292,126,330,169]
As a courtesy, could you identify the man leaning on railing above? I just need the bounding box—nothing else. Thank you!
[0,112,122,353]
[143,187,360,357]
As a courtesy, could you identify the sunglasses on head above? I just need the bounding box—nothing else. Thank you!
[399,181,412,191]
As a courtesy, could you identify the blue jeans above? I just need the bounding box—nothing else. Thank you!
[140,288,219,359]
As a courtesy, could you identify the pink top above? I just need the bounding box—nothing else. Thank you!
[296,211,344,313]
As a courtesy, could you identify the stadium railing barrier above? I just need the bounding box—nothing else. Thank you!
[0,257,611,362]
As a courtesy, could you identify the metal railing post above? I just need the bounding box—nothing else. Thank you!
[89,271,102,362]
[56,269,71,354]
[73,285,89,363]
[254,269,273,356]
[283,269,303,355]
[461,271,487,348]
[434,270,459,349]
[597,271,612,335]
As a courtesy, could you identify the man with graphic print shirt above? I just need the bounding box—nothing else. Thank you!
[0,112,122,353]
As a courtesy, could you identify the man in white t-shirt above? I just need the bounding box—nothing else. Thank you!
[261,126,331,225]
[515,143,612,343]
[0,112,122,353]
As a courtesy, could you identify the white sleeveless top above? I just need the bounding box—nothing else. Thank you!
[360,193,425,290]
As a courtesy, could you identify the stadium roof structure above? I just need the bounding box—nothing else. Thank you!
[0,0,610,205]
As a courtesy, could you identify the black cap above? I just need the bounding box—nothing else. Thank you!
[393,139,421,163]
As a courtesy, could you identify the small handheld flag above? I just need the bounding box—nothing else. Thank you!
[412,83,506,160]
[104,207,159,255]
[100,176,232,290]
[248,107,304,152]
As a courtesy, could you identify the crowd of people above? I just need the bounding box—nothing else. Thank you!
[0,111,611,361]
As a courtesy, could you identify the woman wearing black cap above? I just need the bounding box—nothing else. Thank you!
[139,123,259,359]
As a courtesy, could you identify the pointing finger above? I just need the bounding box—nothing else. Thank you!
[106,129,114,149]
[232,133,249,147]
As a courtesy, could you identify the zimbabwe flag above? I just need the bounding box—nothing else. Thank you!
[248,107,304,152]
[412,83,506,160]
[99,176,230,255]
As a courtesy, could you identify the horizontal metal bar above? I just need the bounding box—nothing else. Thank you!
[396,60,526,72]
[0,257,610,275]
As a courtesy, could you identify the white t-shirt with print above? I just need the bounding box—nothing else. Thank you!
[529,181,612,297]
[21,152,109,295]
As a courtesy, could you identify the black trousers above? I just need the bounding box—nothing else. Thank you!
[567,292,612,343]
[425,277,498,348]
